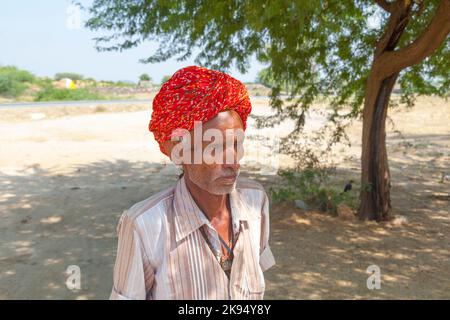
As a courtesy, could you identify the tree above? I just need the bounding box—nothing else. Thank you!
[256,68,276,88]
[54,72,84,81]
[161,75,171,85]
[139,73,151,82]
[85,0,450,221]
[358,0,449,221]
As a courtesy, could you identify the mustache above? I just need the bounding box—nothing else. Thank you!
[218,169,240,178]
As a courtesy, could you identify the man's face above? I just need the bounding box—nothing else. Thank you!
[166,110,245,195]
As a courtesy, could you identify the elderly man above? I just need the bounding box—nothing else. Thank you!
[110,66,275,300]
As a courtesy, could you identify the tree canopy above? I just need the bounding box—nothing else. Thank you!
[54,72,84,81]
[85,0,448,126]
[139,73,152,82]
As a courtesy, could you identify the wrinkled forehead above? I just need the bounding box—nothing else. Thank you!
[201,110,244,132]
[170,110,245,147]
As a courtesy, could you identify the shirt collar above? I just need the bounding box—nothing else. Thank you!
[173,175,257,242]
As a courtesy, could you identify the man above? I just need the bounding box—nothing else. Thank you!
[110,65,275,300]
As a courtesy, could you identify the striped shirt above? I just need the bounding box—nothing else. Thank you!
[110,175,275,300]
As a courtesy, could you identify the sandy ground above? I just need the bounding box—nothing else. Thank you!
[0,96,449,299]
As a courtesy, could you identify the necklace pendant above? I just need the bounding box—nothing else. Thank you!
[221,259,232,271]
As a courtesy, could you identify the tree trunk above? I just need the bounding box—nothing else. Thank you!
[358,0,450,221]
[358,0,412,221]
[358,73,397,221]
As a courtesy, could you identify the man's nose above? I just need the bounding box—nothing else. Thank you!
[222,162,240,172]
[222,144,242,168]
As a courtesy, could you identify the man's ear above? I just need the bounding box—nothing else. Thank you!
[162,140,184,162]
[162,140,175,158]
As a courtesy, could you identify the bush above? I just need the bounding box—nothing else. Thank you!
[0,66,36,97]
[115,80,135,87]
[270,167,356,215]
[35,77,53,87]
[0,75,27,97]
[34,86,106,101]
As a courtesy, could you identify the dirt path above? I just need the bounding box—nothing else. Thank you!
[0,97,448,299]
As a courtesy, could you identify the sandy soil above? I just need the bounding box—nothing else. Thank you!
[0,96,448,299]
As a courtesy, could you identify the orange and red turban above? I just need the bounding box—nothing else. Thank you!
[149,65,252,154]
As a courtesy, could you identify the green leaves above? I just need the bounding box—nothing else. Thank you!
[0,66,36,97]
[270,167,357,215]
[84,0,449,137]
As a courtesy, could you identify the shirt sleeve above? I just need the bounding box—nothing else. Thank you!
[110,211,155,300]
[259,191,276,272]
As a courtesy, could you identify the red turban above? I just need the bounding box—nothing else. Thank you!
[149,65,252,154]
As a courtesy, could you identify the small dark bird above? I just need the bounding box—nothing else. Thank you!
[343,180,354,193]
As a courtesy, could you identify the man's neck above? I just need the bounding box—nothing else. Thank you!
[184,175,230,222]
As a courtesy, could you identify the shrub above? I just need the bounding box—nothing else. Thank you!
[34,86,106,101]
[270,167,356,215]
[115,80,135,87]
[0,75,27,97]
[0,66,36,97]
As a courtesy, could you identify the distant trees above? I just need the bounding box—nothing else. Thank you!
[161,75,171,85]
[255,69,275,88]
[54,72,84,81]
[139,73,151,82]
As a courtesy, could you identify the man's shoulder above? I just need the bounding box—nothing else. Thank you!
[123,184,175,223]
[235,177,268,206]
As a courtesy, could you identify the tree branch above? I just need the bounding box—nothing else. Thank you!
[374,1,412,58]
[375,0,394,13]
[376,0,450,77]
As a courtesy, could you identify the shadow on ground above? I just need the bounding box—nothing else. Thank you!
[0,151,448,299]
[263,134,450,299]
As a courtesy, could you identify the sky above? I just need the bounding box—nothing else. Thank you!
[0,0,265,83]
